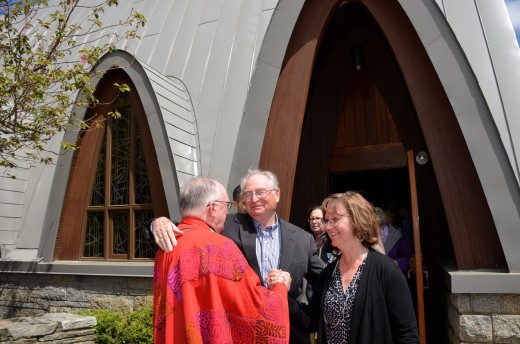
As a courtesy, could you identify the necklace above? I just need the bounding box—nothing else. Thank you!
[323,252,368,330]
[341,251,368,288]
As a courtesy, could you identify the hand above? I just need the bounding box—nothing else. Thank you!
[266,269,291,291]
[153,217,182,252]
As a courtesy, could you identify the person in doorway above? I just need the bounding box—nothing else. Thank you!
[303,205,335,344]
[232,184,247,213]
[153,177,291,343]
[374,206,412,274]
[283,191,419,344]
[152,169,325,344]
[397,205,414,252]
[304,206,335,265]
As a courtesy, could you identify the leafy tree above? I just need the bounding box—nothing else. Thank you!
[0,0,146,173]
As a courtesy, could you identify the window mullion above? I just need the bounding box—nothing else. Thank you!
[105,116,113,259]
[129,107,136,259]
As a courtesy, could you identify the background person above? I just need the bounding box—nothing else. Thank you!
[303,205,335,344]
[289,191,419,344]
[304,206,334,264]
[153,177,291,343]
[153,169,325,344]
[232,184,247,213]
[374,206,412,274]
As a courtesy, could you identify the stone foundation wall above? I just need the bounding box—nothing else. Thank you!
[0,273,153,319]
[3,272,520,343]
[446,290,520,343]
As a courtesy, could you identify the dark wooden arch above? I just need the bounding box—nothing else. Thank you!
[55,69,168,260]
[259,0,506,270]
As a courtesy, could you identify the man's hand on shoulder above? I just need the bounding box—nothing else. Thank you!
[153,217,182,252]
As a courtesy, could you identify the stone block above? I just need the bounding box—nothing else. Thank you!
[133,295,153,310]
[459,315,492,342]
[35,298,50,310]
[493,315,520,343]
[0,307,9,320]
[90,295,132,312]
[0,328,7,342]
[0,281,19,289]
[128,277,153,290]
[7,317,58,340]
[114,287,147,296]
[65,287,84,302]
[503,295,520,314]
[47,301,90,310]
[452,294,472,314]
[40,328,95,341]
[81,283,114,295]
[0,313,97,344]
[30,285,66,301]
[0,289,30,302]
[48,306,88,314]
[7,307,45,319]
[40,313,96,330]
[19,280,42,289]
[473,294,501,314]
[45,334,96,344]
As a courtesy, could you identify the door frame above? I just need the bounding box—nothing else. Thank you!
[258,0,505,270]
[407,150,426,344]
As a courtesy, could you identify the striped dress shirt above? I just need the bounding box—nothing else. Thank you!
[253,215,281,285]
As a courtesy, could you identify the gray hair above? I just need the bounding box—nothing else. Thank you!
[240,168,279,191]
[180,177,221,214]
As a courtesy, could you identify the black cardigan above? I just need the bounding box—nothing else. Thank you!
[295,248,419,344]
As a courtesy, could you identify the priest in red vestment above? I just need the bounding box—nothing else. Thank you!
[153,177,291,343]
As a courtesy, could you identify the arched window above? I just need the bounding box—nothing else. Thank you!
[55,69,169,261]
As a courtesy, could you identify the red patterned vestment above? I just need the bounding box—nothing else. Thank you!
[153,216,290,343]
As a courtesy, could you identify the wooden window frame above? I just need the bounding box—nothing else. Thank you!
[55,69,168,261]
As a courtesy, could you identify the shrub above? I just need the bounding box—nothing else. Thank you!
[78,304,153,344]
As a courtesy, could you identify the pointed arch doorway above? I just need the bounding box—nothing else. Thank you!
[293,57,432,342]
[258,0,507,342]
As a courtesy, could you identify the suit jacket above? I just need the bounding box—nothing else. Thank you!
[223,213,325,344]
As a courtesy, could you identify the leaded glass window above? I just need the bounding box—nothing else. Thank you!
[56,69,168,262]
[83,92,156,260]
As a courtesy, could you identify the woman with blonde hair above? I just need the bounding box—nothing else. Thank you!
[291,191,418,344]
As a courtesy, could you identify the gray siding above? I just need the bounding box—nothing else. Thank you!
[141,63,201,187]
[0,168,28,255]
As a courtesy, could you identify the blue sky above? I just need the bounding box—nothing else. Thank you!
[505,0,520,45]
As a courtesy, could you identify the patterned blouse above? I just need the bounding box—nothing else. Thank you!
[323,256,367,343]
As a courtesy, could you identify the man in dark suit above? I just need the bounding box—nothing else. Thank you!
[152,169,325,344]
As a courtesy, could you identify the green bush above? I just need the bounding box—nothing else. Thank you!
[78,304,153,344]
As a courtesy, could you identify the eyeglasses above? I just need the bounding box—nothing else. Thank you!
[242,188,276,200]
[308,217,323,222]
[322,216,345,227]
[207,201,234,209]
